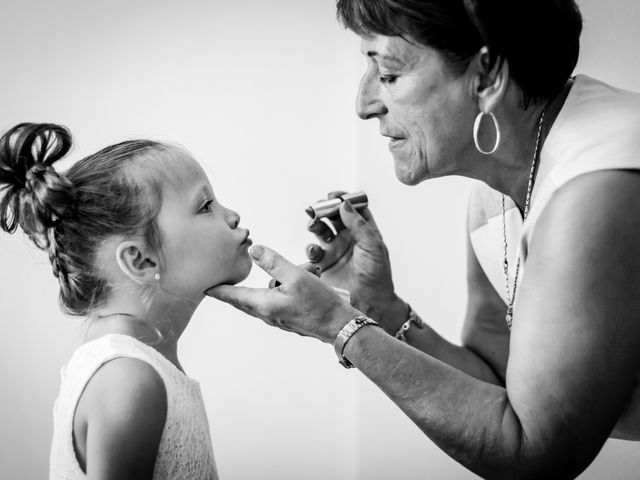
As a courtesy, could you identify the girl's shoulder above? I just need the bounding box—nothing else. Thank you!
[72,352,167,478]
[70,334,170,423]
[61,334,172,441]
[65,334,185,383]
[76,352,167,419]
[52,334,217,479]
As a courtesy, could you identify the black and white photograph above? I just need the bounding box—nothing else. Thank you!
[1,1,640,478]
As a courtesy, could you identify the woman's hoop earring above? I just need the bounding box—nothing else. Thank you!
[473,111,501,155]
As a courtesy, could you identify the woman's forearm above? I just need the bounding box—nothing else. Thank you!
[343,325,577,480]
[370,296,503,386]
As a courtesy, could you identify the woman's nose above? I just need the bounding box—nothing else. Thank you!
[356,71,387,120]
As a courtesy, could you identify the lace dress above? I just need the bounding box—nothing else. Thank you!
[49,334,219,479]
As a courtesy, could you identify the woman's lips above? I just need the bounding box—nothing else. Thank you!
[381,131,406,150]
[388,137,406,150]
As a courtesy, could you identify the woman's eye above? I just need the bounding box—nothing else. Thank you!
[379,75,398,85]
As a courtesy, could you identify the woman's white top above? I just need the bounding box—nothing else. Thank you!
[470,74,640,304]
[49,334,219,480]
[468,74,640,436]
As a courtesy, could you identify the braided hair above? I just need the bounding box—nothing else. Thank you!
[0,123,175,316]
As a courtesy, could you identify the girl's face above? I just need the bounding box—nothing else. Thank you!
[155,153,252,301]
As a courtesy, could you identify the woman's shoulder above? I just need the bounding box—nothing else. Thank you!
[545,74,640,167]
[568,75,640,114]
[524,75,640,234]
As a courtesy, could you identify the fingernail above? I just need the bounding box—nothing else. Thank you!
[249,245,264,259]
[323,234,334,243]
[343,200,353,213]
[307,219,323,233]
[308,247,322,262]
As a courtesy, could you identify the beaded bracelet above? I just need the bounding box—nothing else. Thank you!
[394,305,424,342]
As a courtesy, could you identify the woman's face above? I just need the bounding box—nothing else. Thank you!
[357,34,476,185]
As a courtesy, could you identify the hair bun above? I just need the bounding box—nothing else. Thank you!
[22,161,76,237]
[0,123,76,243]
[25,164,57,192]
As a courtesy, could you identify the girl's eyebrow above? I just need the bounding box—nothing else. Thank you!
[191,185,213,207]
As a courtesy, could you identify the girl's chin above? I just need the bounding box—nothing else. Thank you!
[236,263,253,284]
[217,262,253,288]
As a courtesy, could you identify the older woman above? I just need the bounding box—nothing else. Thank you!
[208,0,640,478]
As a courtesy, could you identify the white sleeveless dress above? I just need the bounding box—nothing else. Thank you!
[49,334,219,479]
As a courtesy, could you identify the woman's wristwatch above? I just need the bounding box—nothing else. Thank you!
[334,315,380,368]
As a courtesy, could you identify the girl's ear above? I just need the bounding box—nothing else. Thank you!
[115,241,158,285]
[468,46,510,113]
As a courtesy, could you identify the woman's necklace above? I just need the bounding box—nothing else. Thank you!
[502,107,547,330]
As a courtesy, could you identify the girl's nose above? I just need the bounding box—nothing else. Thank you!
[226,208,240,229]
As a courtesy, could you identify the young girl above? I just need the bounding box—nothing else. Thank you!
[0,123,253,479]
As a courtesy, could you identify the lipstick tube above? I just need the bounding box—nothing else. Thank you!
[305,191,368,220]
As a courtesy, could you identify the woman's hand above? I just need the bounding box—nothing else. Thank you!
[206,245,361,343]
[306,192,407,333]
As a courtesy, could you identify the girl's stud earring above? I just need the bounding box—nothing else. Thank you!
[154,273,160,280]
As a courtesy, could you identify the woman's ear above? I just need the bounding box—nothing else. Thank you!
[469,46,510,113]
[115,241,158,285]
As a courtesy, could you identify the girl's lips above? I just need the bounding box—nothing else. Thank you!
[240,230,252,246]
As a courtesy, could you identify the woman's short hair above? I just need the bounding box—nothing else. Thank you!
[336,0,583,108]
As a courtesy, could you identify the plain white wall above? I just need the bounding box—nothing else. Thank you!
[1,1,639,480]
[350,0,640,479]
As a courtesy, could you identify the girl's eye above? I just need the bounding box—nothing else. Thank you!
[379,75,398,85]
[200,199,214,213]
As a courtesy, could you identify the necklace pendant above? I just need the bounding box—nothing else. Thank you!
[505,307,513,330]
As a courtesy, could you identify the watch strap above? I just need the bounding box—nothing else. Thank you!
[334,315,379,368]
